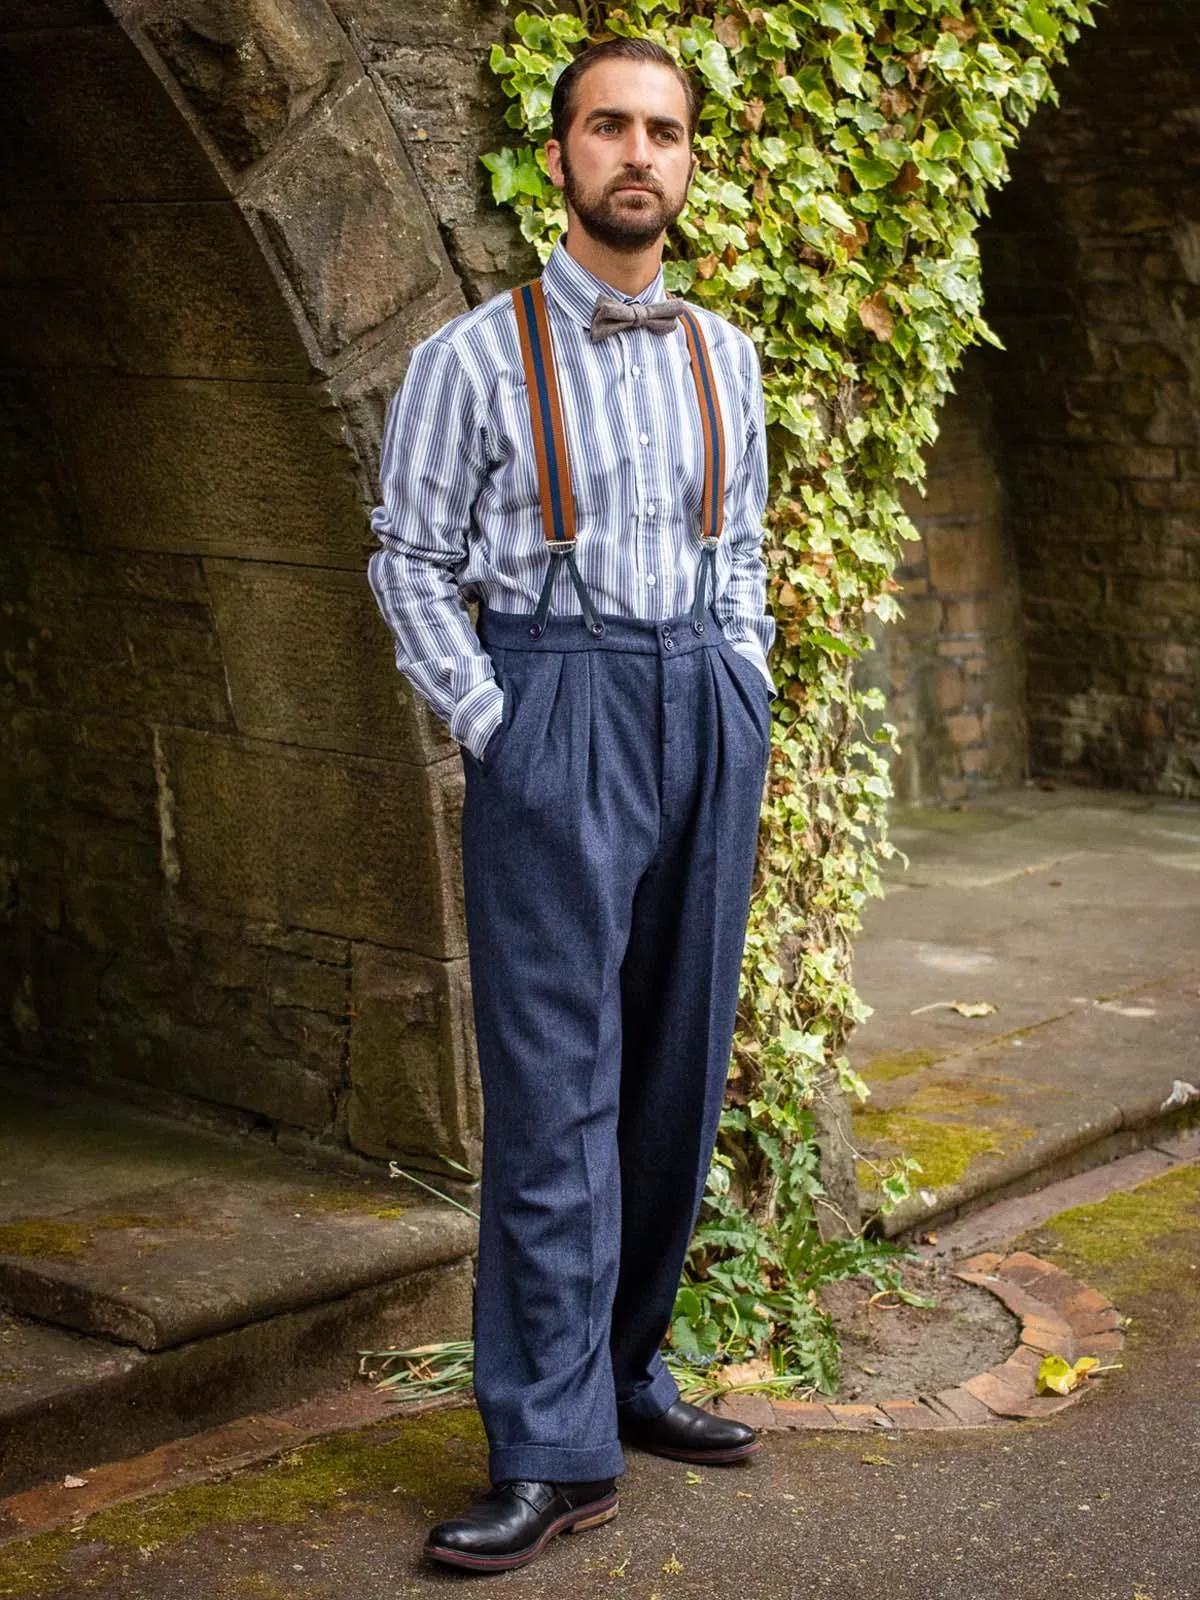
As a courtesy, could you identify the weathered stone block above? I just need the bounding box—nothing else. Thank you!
[1,200,308,380]
[267,950,349,1016]
[0,26,225,205]
[249,80,446,357]
[132,0,356,170]
[52,374,368,568]
[330,0,507,54]
[347,945,480,1170]
[204,559,453,763]
[0,382,71,544]
[116,1021,337,1131]
[164,730,466,958]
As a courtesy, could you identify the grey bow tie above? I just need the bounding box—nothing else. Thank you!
[590,296,687,342]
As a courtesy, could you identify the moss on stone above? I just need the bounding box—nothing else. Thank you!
[0,1213,184,1260]
[854,1074,1028,1194]
[0,1220,94,1260]
[1023,1164,1200,1305]
[855,1109,1012,1191]
[286,1189,407,1221]
[860,1048,946,1084]
[0,1407,486,1598]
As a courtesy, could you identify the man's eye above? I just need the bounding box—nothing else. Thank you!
[655,129,680,143]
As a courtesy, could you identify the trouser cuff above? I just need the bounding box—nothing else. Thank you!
[616,1364,679,1421]
[488,1440,627,1484]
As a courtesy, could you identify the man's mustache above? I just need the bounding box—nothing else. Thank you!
[605,169,665,198]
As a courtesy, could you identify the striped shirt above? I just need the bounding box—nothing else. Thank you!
[368,239,774,759]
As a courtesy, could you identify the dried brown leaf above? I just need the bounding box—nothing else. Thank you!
[859,294,895,343]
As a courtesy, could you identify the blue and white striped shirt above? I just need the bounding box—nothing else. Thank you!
[368,239,774,759]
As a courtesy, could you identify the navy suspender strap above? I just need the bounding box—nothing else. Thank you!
[511,280,726,637]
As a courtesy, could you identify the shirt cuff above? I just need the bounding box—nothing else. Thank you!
[730,637,775,696]
[450,678,504,760]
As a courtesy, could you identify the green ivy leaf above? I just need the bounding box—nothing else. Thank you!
[696,37,739,98]
[848,151,900,189]
[826,33,866,95]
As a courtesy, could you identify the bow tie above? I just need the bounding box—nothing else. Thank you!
[590,295,688,342]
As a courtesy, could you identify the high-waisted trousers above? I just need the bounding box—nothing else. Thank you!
[461,607,770,1484]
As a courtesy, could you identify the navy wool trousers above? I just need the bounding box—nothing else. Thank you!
[461,608,770,1484]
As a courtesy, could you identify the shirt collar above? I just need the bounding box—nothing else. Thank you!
[541,237,667,331]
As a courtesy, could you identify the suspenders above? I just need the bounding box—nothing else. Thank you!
[511,279,726,640]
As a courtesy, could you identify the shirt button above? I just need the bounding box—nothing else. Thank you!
[631,365,641,377]
[639,432,650,445]
[645,573,657,587]
[646,504,656,516]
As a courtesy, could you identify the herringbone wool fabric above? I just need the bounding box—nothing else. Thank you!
[462,609,769,1484]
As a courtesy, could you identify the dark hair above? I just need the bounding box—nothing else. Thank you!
[550,37,701,146]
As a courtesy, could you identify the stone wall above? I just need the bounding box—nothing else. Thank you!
[870,359,1027,804]
[977,0,1200,795]
[0,0,522,1172]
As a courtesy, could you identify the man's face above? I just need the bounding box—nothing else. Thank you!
[546,60,696,253]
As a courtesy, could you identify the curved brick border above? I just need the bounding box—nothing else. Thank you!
[717,1252,1125,1433]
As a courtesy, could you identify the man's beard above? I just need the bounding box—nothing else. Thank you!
[560,153,688,252]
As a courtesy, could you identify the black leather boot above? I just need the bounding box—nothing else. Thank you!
[620,1398,760,1463]
[424,1478,619,1572]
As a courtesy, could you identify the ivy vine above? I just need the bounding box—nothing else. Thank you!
[483,0,1095,1389]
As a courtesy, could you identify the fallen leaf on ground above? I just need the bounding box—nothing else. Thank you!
[62,1476,88,1489]
[662,1554,684,1574]
[861,1453,896,1467]
[684,1470,704,1486]
[718,1357,775,1388]
[1037,1354,1099,1395]
[910,999,998,1018]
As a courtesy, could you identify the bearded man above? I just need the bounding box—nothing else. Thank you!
[368,35,775,1574]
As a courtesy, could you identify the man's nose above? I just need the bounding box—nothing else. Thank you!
[623,125,655,167]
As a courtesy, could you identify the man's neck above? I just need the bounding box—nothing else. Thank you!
[561,224,663,298]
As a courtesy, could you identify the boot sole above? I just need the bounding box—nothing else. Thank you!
[624,1437,762,1465]
[423,1494,619,1572]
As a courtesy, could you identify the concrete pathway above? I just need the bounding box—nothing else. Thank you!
[2,1148,1198,1600]
[848,787,1200,1232]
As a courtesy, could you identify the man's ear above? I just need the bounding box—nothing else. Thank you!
[546,138,566,191]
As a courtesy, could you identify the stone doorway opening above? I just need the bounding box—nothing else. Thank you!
[880,0,1199,805]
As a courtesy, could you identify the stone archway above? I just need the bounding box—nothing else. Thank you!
[0,0,519,1172]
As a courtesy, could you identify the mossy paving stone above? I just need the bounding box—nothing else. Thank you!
[2,1165,1197,1599]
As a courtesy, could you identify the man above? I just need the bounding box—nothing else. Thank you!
[368,36,774,1574]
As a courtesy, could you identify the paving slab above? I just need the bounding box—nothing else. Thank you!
[851,789,1200,1232]
[0,1086,476,1495]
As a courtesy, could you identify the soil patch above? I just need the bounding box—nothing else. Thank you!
[820,1255,1017,1404]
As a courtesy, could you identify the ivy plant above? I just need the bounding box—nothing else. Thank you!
[484,0,1095,1390]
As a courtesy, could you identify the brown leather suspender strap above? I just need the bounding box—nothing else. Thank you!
[677,306,726,546]
[513,280,578,549]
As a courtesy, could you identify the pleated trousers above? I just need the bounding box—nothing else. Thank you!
[461,608,770,1484]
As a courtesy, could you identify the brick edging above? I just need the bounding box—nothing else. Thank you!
[717,1252,1125,1434]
